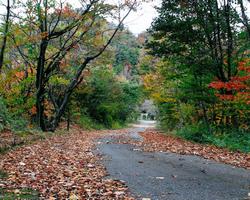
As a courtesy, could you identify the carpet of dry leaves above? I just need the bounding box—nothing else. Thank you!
[0,126,134,199]
[1,126,249,199]
[119,129,250,170]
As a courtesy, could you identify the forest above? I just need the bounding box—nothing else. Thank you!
[0,0,250,150]
[0,0,250,199]
[0,0,249,151]
[0,0,144,133]
[143,0,250,152]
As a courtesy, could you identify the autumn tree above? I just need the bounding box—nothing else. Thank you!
[146,0,250,133]
[10,0,137,131]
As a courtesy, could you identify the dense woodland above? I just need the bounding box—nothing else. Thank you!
[0,0,250,152]
[0,0,143,132]
[143,0,250,152]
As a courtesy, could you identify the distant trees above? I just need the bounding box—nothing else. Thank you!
[112,30,140,79]
[74,66,142,128]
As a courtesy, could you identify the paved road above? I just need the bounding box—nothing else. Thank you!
[97,127,250,200]
[131,120,157,128]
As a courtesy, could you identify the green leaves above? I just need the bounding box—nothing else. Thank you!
[0,97,11,131]
[75,66,142,128]
[145,0,250,147]
[0,96,27,132]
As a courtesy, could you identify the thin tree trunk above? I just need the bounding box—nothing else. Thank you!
[224,0,233,80]
[239,0,250,39]
[67,107,70,131]
[0,0,10,72]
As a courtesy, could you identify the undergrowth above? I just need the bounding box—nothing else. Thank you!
[175,123,250,153]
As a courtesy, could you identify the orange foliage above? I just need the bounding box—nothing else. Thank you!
[55,5,80,19]
[30,106,37,115]
[15,71,25,80]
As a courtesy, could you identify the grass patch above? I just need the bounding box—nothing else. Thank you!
[77,115,105,130]
[0,170,7,179]
[0,188,39,200]
[76,115,128,130]
[175,123,250,153]
[205,132,250,153]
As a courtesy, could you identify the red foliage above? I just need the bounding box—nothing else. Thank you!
[209,81,225,90]
[209,60,250,103]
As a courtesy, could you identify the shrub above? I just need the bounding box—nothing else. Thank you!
[176,122,250,153]
[77,115,105,130]
[0,96,27,132]
[176,122,210,143]
[0,97,12,131]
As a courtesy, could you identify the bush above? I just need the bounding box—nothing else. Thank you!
[176,122,250,153]
[176,122,210,143]
[0,97,12,131]
[0,96,27,132]
[157,102,196,131]
[204,129,250,153]
[77,115,105,130]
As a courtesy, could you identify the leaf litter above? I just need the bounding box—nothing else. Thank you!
[0,126,134,199]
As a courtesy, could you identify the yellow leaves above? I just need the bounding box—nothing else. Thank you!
[49,76,70,85]
[143,73,160,91]
[151,92,176,103]
[0,70,18,93]
[44,99,53,118]
[88,30,106,48]
[143,73,172,103]
[69,193,79,200]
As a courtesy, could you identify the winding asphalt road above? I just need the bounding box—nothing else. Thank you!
[97,122,250,200]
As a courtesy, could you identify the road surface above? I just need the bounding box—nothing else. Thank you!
[97,123,250,200]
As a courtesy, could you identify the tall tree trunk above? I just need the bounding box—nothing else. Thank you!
[36,39,48,131]
[0,0,10,72]
[36,0,48,131]
[215,0,226,81]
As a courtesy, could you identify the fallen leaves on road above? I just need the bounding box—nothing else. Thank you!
[0,126,134,199]
[135,129,250,169]
[1,126,249,199]
[114,129,250,169]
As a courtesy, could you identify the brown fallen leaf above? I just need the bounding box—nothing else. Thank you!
[0,126,135,199]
